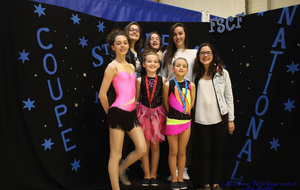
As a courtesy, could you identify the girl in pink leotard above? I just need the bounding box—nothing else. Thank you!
[98,30,147,190]
[109,70,137,130]
[163,57,196,190]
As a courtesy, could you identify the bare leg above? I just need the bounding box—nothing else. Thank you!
[167,135,179,182]
[141,140,151,179]
[150,141,160,178]
[119,126,147,174]
[108,128,125,190]
[177,127,191,182]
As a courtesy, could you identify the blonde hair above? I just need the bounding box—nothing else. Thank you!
[173,57,188,68]
[143,51,159,61]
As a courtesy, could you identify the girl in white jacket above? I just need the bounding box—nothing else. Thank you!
[192,42,235,190]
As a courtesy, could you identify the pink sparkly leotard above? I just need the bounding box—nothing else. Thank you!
[111,71,136,111]
[107,70,139,131]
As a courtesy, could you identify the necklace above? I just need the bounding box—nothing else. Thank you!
[174,78,188,114]
[145,75,158,108]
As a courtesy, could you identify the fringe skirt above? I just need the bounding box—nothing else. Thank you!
[136,103,166,143]
[107,107,140,131]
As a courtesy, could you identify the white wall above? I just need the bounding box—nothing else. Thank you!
[157,0,300,21]
[247,0,300,15]
[159,0,245,19]
[271,0,300,9]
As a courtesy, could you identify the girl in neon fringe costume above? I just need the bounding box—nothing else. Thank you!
[163,57,195,190]
[136,52,166,187]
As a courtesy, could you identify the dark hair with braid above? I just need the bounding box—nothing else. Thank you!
[106,29,128,49]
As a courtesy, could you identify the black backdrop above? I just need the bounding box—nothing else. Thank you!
[1,0,299,189]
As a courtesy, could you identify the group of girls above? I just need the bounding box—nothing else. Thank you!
[99,22,235,190]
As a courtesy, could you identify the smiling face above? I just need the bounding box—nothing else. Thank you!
[173,26,186,49]
[143,54,160,74]
[172,58,188,78]
[199,45,213,67]
[149,33,161,51]
[128,24,140,42]
[111,35,129,55]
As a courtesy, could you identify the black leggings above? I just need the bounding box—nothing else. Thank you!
[194,122,227,185]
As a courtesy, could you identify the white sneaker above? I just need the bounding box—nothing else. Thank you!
[183,167,190,180]
[167,167,190,181]
[167,174,172,181]
[167,167,178,181]
[167,167,179,181]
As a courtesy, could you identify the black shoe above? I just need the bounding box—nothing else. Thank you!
[170,182,180,190]
[150,178,159,186]
[141,178,150,186]
[178,181,187,189]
